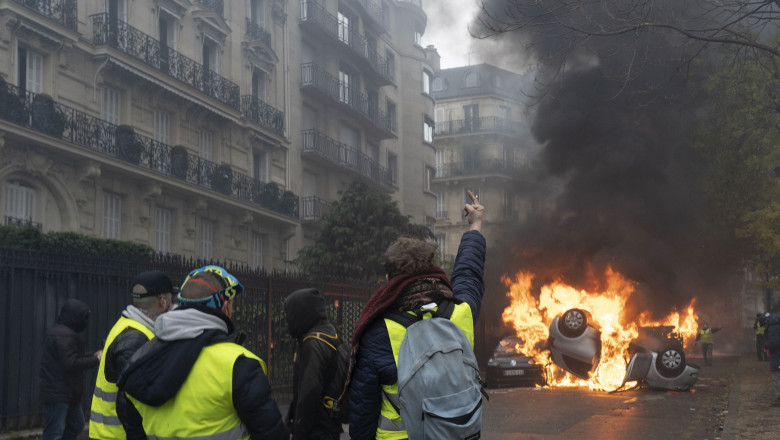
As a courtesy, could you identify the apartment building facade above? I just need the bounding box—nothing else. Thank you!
[431,64,539,262]
[0,0,436,269]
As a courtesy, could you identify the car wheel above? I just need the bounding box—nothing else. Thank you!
[655,345,686,378]
[558,308,588,337]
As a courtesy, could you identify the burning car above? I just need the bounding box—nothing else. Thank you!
[621,326,699,391]
[486,335,546,388]
[547,308,602,379]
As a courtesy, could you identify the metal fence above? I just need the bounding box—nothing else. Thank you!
[0,249,373,431]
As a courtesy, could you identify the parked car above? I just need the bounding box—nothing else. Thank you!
[486,335,546,388]
[622,327,700,391]
[547,308,602,379]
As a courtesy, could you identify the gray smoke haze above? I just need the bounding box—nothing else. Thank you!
[470,1,745,323]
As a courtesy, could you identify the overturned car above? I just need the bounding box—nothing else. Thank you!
[547,308,602,379]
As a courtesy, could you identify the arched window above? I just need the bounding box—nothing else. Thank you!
[4,180,36,224]
[432,76,445,91]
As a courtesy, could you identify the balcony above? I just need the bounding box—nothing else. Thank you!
[0,82,299,218]
[13,0,77,31]
[195,0,223,16]
[4,215,42,231]
[300,195,333,222]
[300,63,394,138]
[246,18,271,46]
[434,160,528,179]
[91,13,240,111]
[300,1,393,84]
[301,129,392,189]
[241,95,284,136]
[350,0,387,31]
[435,117,525,137]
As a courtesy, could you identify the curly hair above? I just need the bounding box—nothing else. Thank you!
[383,236,436,279]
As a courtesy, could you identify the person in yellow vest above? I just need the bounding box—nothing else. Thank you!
[117,265,288,440]
[344,190,486,440]
[695,322,722,366]
[89,270,178,439]
[755,313,770,361]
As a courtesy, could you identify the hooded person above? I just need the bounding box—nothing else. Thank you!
[763,314,780,407]
[39,298,102,440]
[284,288,343,440]
[90,270,178,439]
[117,265,288,440]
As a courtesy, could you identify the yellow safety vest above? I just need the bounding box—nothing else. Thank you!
[90,316,155,439]
[757,324,767,336]
[699,328,713,344]
[376,302,474,440]
[129,342,266,440]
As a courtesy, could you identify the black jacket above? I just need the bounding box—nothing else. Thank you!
[284,288,342,439]
[39,299,100,404]
[117,306,287,440]
[105,328,149,383]
[763,316,780,371]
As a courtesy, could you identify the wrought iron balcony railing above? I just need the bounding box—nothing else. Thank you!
[0,82,298,218]
[434,117,525,137]
[434,160,528,179]
[300,195,333,221]
[300,63,393,136]
[4,215,43,231]
[301,129,392,189]
[91,13,240,110]
[350,0,387,30]
[246,18,271,46]
[241,95,284,136]
[195,0,223,16]
[300,1,393,83]
[13,0,77,31]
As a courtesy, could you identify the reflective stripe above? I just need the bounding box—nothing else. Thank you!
[93,386,118,402]
[147,424,248,440]
[382,390,401,409]
[377,414,405,432]
[90,410,121,426]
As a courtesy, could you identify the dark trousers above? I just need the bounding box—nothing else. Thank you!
[757,335,768,360]
[701,343,713,365]
[42,402,85,440]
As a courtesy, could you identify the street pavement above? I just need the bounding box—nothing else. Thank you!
[1,353,777,439]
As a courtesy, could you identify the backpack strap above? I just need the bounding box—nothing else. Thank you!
[302,331,339,351]
[385,298,459,327]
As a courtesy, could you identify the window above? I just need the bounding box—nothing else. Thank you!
[155,207,172,253]
[422,70,431,94]
[154,110,171,171]
[200,129,212,160]
[465,71,478,87]
[388,152,398,184]
[423,118,434,144]
[102,86,121,125]
[499,105,510,120]
[107,0,128,48]
[201,219,213,259]
[414,29,422,46]
[4,180,35,222]
[202,36,219,74]
[436,192,446,218]
[463,104,479,131]
[424,165,435,191]
[159,11,178,74]
[252,68,267,101]
[435,150,445,176]
[435,234,446,258]
[254,149,268,182]
[338,10,351,45]
[432,76,444,91]
[503,191,515,219]
[249,0,265,25]
[251,232,263,269]
[102,191,122,239]
[386,99,396,132]
[385,50,395,78]
[339,68,351,104]
[18,48,43,94]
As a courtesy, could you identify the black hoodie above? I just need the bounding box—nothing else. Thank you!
[39,299,100,403]
[284,288,342,439]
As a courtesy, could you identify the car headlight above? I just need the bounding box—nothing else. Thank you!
[488,358,498,366]
[528,359,535,366]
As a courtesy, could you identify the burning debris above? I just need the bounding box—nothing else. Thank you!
[501,268,699,391]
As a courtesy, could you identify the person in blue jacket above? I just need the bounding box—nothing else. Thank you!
[342,190,486,440]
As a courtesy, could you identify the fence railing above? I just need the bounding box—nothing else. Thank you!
[0,82,299,218]
[434,117,525,137]
[0,248,374,431]
[13,0,77,31]
[300,63,393,136]
[246,18,272,46]
[300,195,333,221]
[4,216,42,231]
[351,0,387,30]
[434,159,528,178]
[300,1,393,83]
[195,0,224,16]
[301,129,392,189]
[91,13,240,110]
[241,95,285,135]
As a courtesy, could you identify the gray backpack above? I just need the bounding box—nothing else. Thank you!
[385,299,485,440]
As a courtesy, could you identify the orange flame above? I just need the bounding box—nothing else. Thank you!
[502,267,698,391]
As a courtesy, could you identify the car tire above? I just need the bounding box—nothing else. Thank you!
[655,345,686,378]
[558,308,588,337]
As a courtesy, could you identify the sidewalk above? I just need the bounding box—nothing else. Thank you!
[721,353,778,440]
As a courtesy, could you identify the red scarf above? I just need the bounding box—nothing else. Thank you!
[340,267,451,400]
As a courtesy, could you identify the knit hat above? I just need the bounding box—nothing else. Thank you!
[177,265,243,309]
[131,271,179,299]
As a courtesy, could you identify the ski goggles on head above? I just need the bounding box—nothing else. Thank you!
[177,265,244,309]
